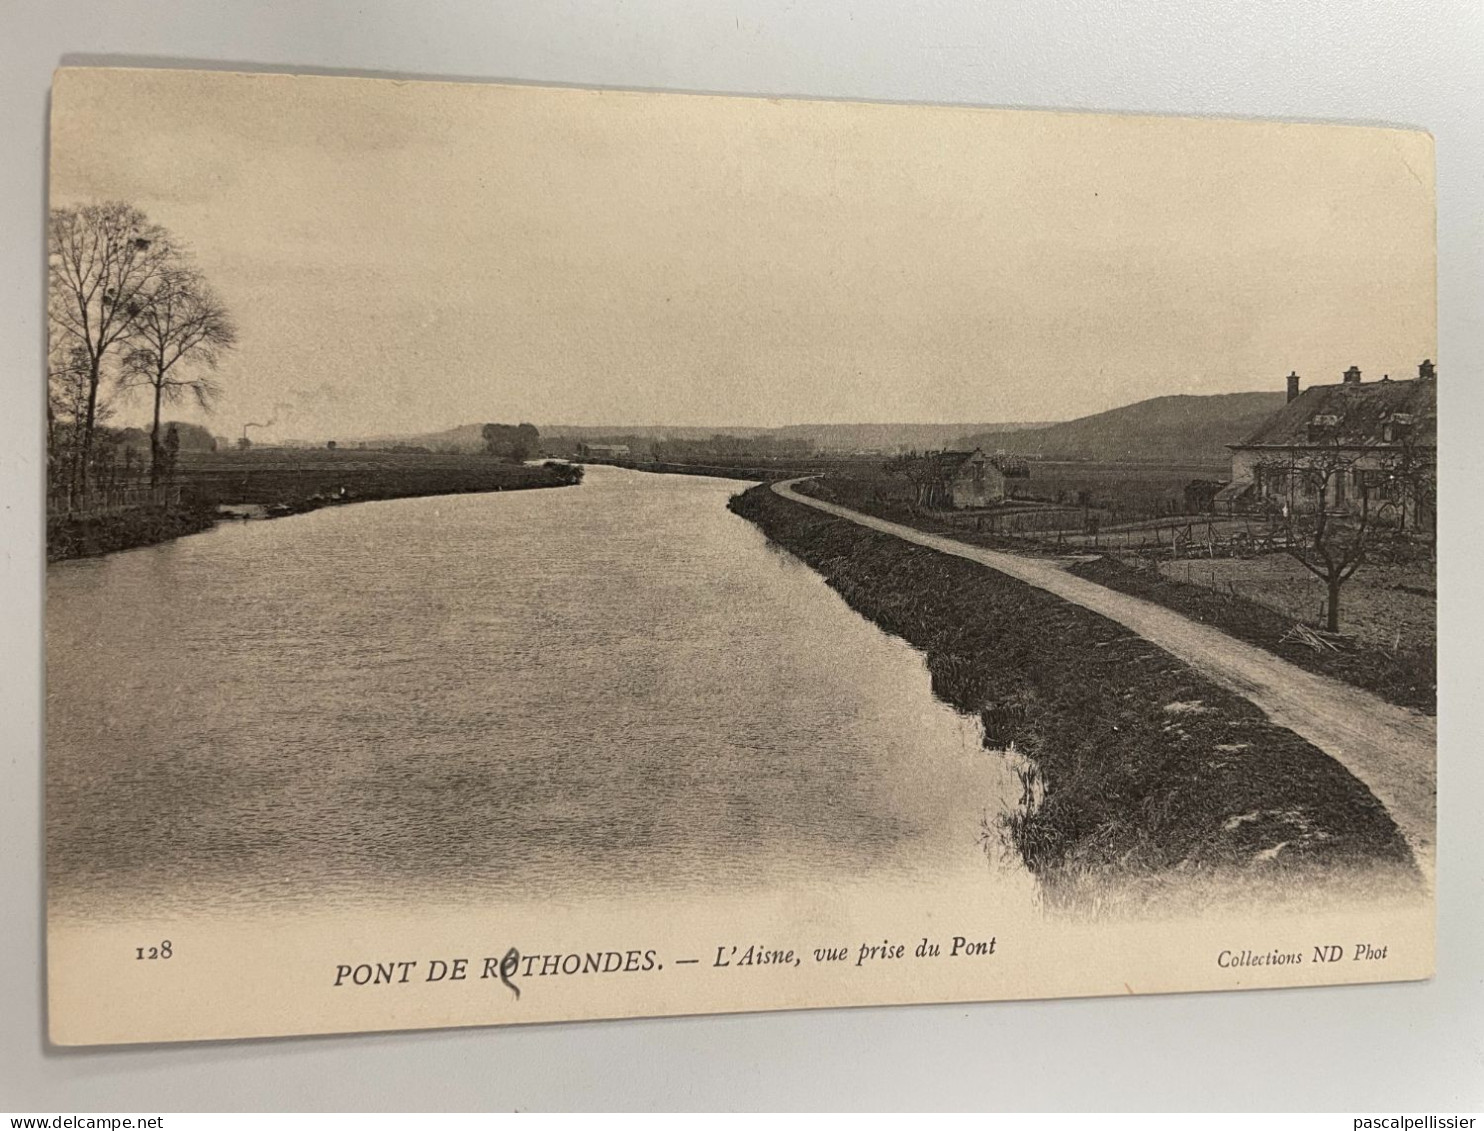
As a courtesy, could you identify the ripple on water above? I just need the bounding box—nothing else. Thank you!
[46,466,1032,921]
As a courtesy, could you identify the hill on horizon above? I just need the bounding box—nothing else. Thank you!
[764,421,1051,451]
[373,420,1052,453]
[360,398,1281,463]
[957,392,1287,465]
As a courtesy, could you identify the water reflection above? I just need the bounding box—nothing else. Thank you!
[47,466,1032,920]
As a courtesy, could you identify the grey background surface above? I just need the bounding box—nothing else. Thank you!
[3,0,1481,1112]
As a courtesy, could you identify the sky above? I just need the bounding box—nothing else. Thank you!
[50,68,1437,441]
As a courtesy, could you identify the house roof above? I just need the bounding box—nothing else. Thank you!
[930,448,982,471]
[1233,377,1435,448]
[1213,480,1254,504]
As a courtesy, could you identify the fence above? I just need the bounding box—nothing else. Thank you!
[947,507,1089,537]
[48,484,182,520]
[939,506,1299,559]
[1052,519,1300,558]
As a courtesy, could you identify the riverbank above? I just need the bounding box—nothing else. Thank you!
[47,503,219,563]
[48,458,584,562]
[728,483,1415,907]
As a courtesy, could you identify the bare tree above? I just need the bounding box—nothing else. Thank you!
[1383,428,1437,539]
[120,263,237,485]
[48,202,172,489]
[1257,444,1394,634]
[47,341,101,499]
[883,452,948,509]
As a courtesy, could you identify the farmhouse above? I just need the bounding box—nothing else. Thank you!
[892,448,1030,509]
[577,443,631,459]
[1218,360,1436,529]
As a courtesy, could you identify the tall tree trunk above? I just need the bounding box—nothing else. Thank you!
[1326,576,1342,633]
[66,418,82,503]
[149,372,164,489]
[79,356,101,492]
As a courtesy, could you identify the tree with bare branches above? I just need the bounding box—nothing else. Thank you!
[48,202,173,490]
[1384,427,1437,538]
[47,340,107,499]
[1257,443,1395,634]
[120,263,237,485]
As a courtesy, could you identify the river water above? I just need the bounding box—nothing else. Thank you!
[47,465,1032,921]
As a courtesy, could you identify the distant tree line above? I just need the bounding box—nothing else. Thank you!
[48,201,237,499]
[482,422,540,462]
[542,433,815,461]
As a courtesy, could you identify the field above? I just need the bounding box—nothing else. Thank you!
[1006,460,1227,521]
[584,453,883,482]
[48,448,583,562]
[1155,556,1435,653]
[176,447,578,506]
[801,460,1228,543]
[1070,555,1435,714]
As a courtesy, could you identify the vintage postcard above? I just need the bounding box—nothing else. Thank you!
[45,68,1436,1045]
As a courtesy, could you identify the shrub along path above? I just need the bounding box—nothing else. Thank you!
[771,478,1436,872]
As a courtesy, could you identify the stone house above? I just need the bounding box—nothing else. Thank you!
[1218,360,1436,530]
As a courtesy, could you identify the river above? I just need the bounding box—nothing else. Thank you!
[46,465,1033,921]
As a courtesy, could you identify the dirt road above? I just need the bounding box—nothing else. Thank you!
[772,480,1437,869]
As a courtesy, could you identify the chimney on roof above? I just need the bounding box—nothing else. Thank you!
[1286,371,1301,402]
[1343,365,1362,385]
[1419,358,1436,381]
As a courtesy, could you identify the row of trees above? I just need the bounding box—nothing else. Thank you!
[48,201,237,498]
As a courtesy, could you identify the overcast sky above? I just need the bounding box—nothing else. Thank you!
[51,68,1436,440]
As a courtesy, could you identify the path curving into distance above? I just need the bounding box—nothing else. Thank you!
[771,479,1437,872]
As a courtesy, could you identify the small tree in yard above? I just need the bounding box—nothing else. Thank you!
[1257,445,1395,634]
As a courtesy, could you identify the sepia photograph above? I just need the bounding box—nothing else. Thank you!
[44,66,1436,1046]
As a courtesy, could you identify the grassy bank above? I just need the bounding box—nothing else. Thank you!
[729,483,1414,906]
[1067,556,1435,716]
[49,454,584,562]
[47,503,219,563]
